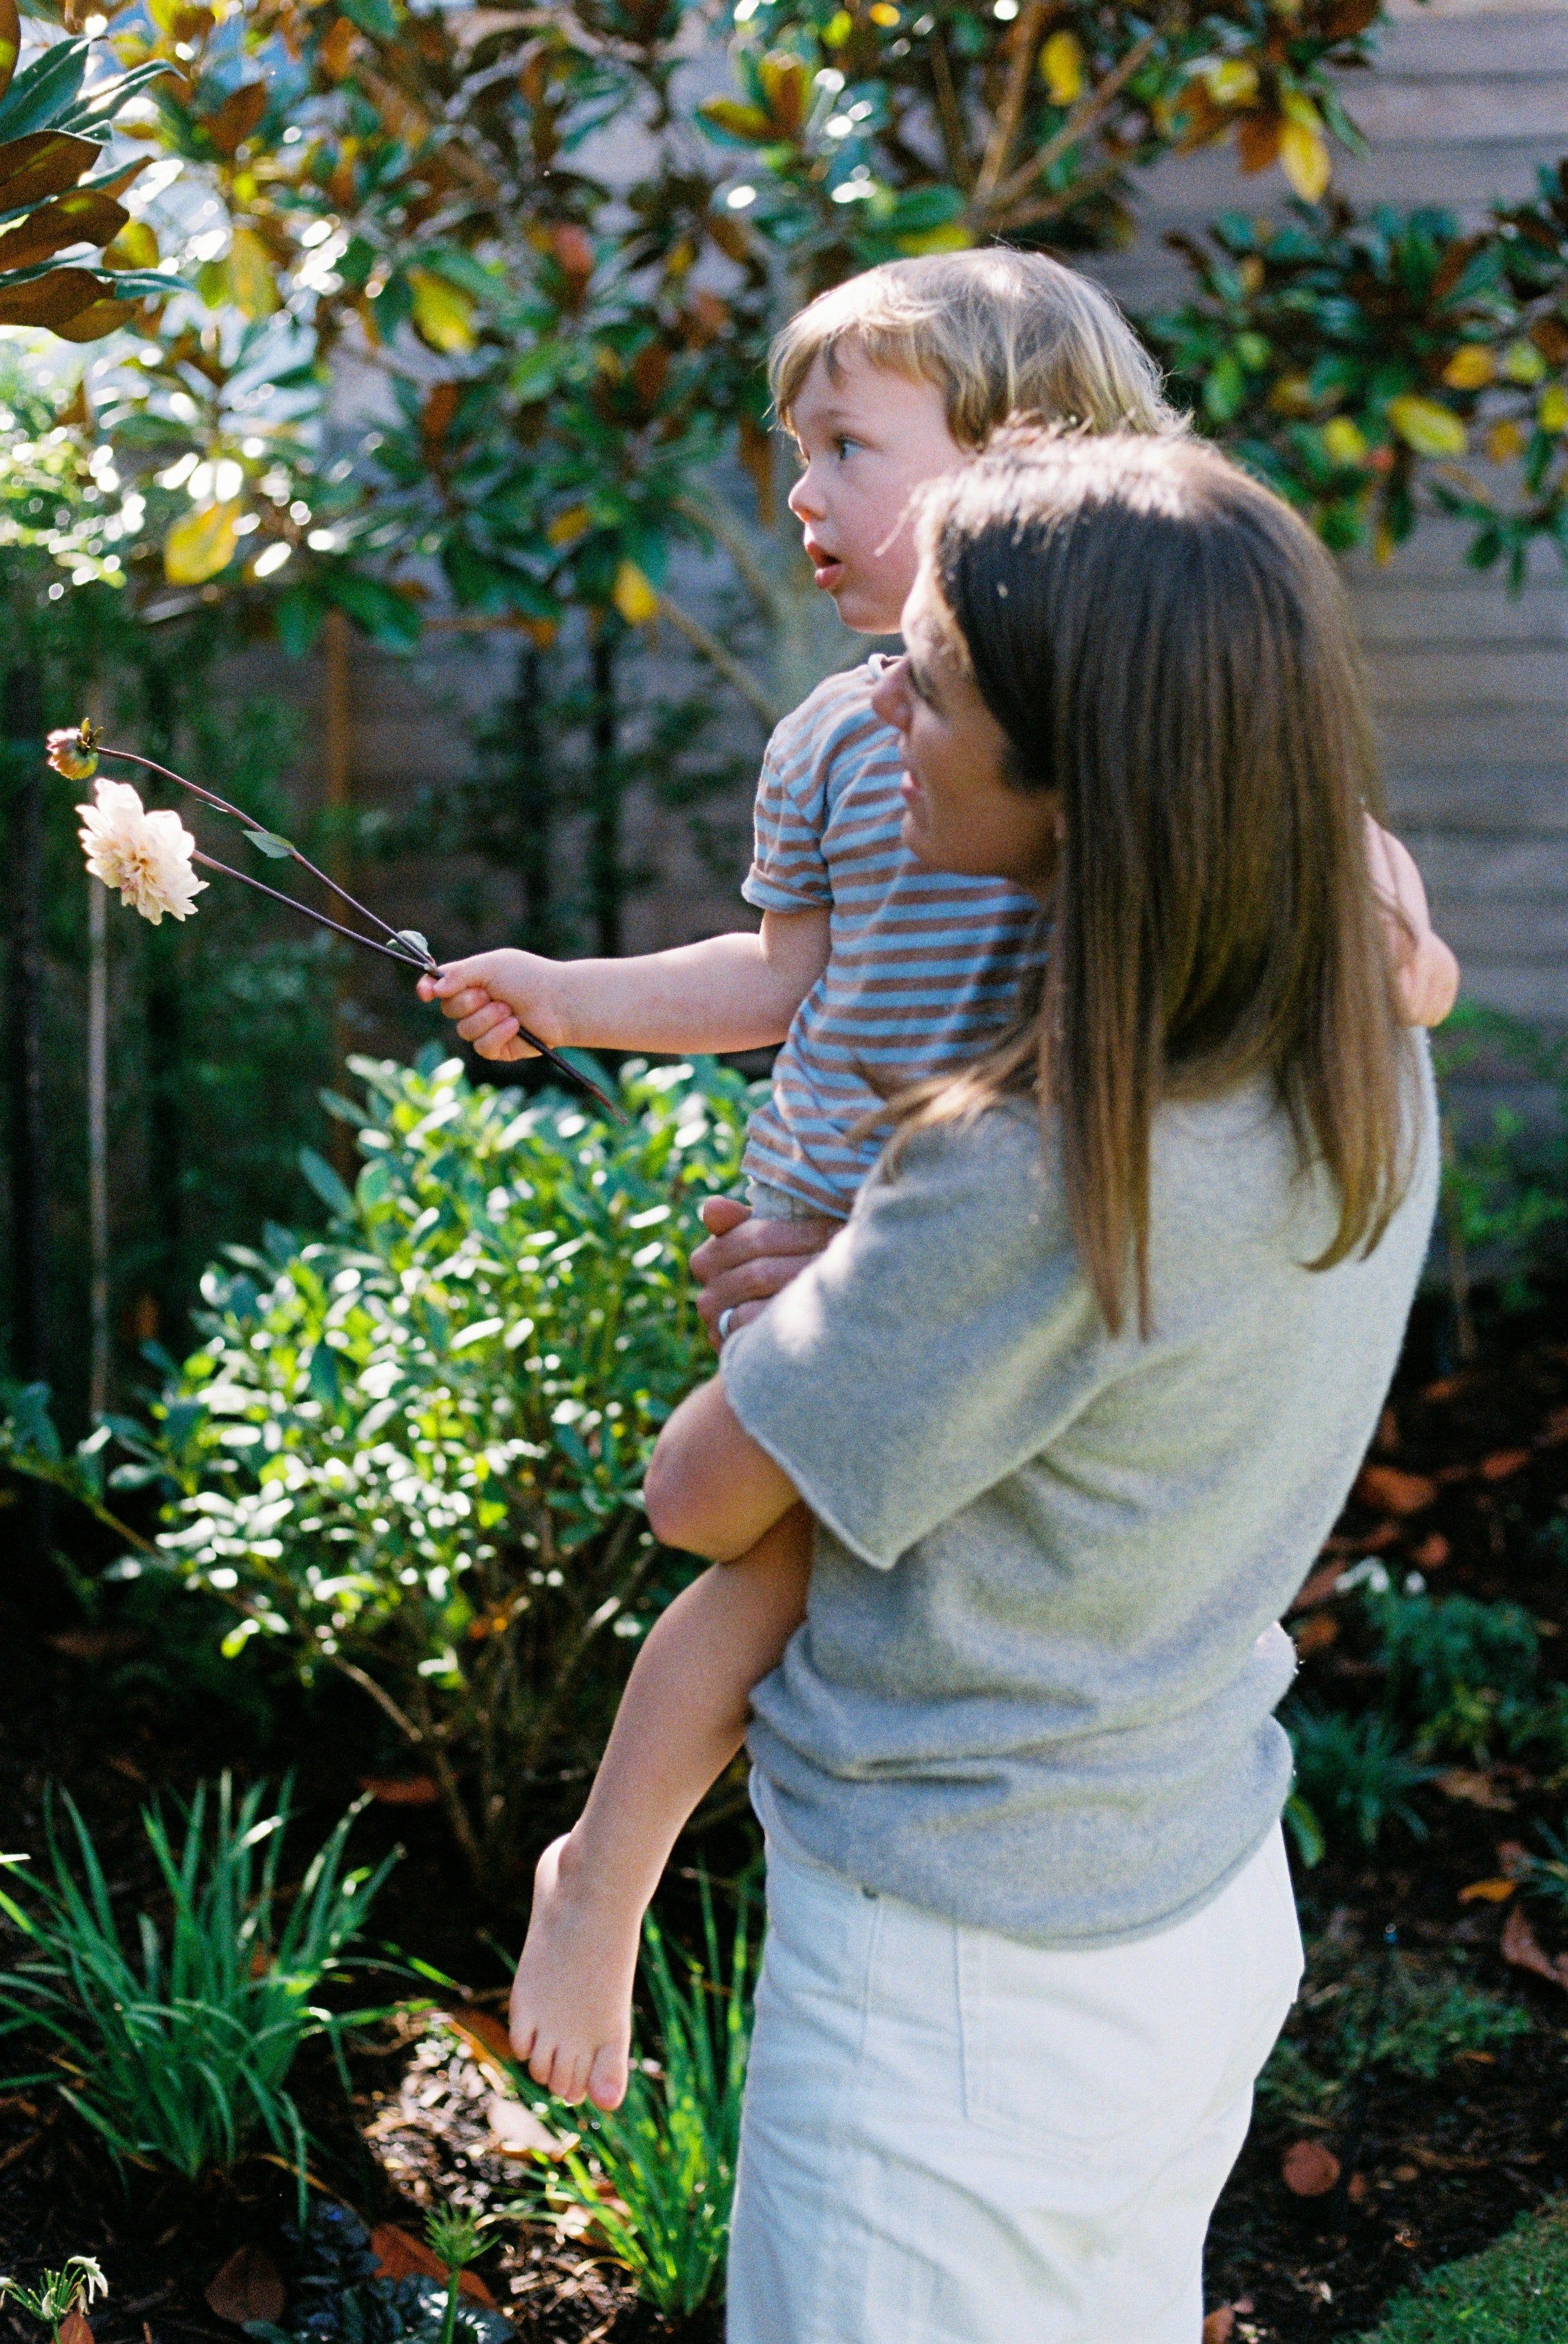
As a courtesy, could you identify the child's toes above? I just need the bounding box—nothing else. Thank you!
[587,2042,628,2113]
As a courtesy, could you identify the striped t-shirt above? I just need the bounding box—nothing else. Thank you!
[741,658,1041,1217]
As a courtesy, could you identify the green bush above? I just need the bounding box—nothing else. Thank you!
[0,1777,393,2216]
[1286,1705,1437,1852]
[1367,1583,1542,1760]
[143,1050,755,1883]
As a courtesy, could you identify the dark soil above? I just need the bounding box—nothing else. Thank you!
[3,1284,1568,2344]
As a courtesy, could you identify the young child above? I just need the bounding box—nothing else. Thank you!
[421,251,1458,2113]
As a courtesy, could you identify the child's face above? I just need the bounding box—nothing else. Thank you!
[786,348,967,635]
[871,563,1061,894]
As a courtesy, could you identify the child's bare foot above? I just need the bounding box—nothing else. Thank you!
[508,1832,641,2111]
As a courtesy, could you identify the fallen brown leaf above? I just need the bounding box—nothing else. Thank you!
[1353,1462,1437,1516]
[1348,2171,1371,2205]
[1282,2138,1341,2196]
[1538,1404,1568,1446]
[446,2004,515,2072]
[1293,1613,1339,1657]
[1202,2311,1235,2344]
[1421,1373,1473,1402]
[1437,1769,1516,1812]
[1412,1532,1450,1570]
[205,2244,286,2327]
[1497,1839,1533,1878]
[1376,1406,1399,1453]
[358,1774,440,1805]
[1480,1448,1532,1482]
[370,2224,496,2307]
[1290,1558,1348,1613]
[1501,1903,1568,1990]
[1458,1876,1518,1904]
[57,2317,93,2344]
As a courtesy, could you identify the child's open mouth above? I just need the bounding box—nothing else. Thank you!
[805,539,844,591]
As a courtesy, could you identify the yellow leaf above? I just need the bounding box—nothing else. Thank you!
[1322,416,1367,465]
[102,218,159,271]
[612,559,659,625]
[1203,59,1259,108]
[1040,30,1085,108]
[1278,116,1330,203]
[1538,383,1568,435]
[1502,336,1546,385]
[895,222,973,256]
[407,267,474,354]
[1441,344,1495,391]
[822,10,853,46]
[228,226,280,320]
[1487,418,1525,463]
[1386,392,1467,458]
[164,500,243,585]
[698,97,771,140]
[546,505,591,548]
[869,1,900,21]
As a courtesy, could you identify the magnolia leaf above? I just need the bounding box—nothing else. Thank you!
[1386,393,1467,460]
[697,95,771,141]
[392,926,431,960]
[1040,30,1085,108]
[1278,117,1330,203]
[244,826,294,859]
[1442,344,1495,392]
[298,1145,354,1219]
[0,188,126,272]
[0,0,19,106]
[0,263,102,329]
[164,499,243,586]
[102,217,158,270]
[228,224,280,320]
[52,297,135,343]
[407,266,474,354]
[612,559,659,625]
[0,130,99,211]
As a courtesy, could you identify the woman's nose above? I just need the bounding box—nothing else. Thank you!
[869,656,910,730]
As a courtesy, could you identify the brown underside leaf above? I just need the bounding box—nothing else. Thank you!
[0,0,18,106]
[1201,2310,1235,2344]
[446,2003,515,2071]
[205,2243,286,2327]
[370,2224,497,2306]
[0,131,101,212]
[52,297,137,343]
[0,191,129,273]
[1501,1903,1568,1990]
[57,2314,93,2344]
[0,264,104,327]
[1353,1461,1438,1516]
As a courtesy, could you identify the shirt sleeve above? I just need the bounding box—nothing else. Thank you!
[742,716,832,914]
[721,1108,1116,1569]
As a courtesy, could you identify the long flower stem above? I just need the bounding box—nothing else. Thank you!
[191,851,429,967]
[98,744,418,963]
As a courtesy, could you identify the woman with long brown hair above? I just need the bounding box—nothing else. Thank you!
[645,430,1440,2343]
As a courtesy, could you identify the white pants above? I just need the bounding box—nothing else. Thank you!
[727,1826,1303,2344]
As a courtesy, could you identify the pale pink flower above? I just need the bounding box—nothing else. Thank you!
[76,778,208,925]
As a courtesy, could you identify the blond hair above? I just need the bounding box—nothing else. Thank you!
[769,249,1181,446]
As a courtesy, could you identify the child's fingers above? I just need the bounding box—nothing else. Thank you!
[475,1020,533,1063]
[456,998,514,1044]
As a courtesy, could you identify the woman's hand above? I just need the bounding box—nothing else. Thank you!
[691,1196,840,1350]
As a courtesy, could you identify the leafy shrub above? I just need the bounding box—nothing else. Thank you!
[1366,1584,1542,1760]
[0,1776,393,2214]
[508,1882,755,2316]
[1286,1705,1437,1852]
[140,1051,754,1882]
[1259,1947,1531,2118]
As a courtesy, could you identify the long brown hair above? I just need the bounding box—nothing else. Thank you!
[893,428,1413,1334]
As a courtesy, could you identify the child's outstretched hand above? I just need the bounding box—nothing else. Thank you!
[418,948,566,1064]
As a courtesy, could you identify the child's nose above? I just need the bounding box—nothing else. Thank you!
[788,466,823,522]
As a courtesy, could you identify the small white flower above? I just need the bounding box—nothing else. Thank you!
[77,778,208,925]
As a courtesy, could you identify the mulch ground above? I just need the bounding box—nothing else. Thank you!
[3,1283,1568,2344]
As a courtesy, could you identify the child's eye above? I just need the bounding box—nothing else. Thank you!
[833,435,862,460]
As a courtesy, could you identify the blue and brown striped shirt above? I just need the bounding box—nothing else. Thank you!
[741,659,1041,1217]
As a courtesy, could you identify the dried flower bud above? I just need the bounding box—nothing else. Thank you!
[46,719,102,782]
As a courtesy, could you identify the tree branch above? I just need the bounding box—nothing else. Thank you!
[655,592,782,730]
[983,24,1160,226]
[330,1654,424,1745]
[929,30,975,192]
[973,0,1050,209]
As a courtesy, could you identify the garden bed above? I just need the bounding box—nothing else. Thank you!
[3,1286,1568,2344]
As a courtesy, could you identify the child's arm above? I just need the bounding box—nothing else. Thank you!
[418,907,830,1062]
[508,1506,812,2110]
[1366,816,1459,1029]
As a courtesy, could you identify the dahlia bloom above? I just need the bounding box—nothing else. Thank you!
[76,778,208,925]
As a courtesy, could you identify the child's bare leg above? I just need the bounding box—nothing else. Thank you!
[508,1502,813,2111]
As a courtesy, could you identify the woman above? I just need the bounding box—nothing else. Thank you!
[644,429,1440,2343]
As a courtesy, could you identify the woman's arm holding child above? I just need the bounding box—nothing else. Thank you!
[418,906,831,1062]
